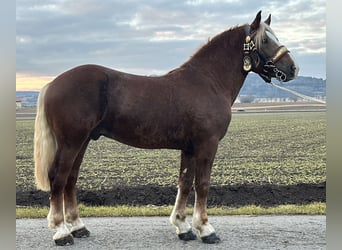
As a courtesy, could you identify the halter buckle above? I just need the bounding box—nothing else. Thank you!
[243,39,256,52]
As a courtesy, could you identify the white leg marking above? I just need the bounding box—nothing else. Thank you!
[192,210,215,237]
[169,189,191,234]
[69,218,86,233]
[170,208,191,234]
[47,207,56,229]
[64,206,85,232]
[53,223,71,240]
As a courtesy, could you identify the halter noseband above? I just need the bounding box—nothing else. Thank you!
[243,25,289,83]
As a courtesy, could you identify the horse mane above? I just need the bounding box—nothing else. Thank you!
[191,22,277,57]
[166,24,247,75]
[191,24,245,58]
[167,22,272,75]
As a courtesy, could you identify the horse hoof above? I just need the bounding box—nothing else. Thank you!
[54,234,74,246]
[71,227,90,238]
[178,230,197,241]
[201,233,221,244]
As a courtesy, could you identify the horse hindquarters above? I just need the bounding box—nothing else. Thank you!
[34,83,92,245]
[34,84,72,243]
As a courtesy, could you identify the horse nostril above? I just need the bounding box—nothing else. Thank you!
[289,64,297,77]
[291,64,296,72]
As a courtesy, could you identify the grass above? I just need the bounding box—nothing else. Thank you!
[16,202,326,219]
[16,112,326,191]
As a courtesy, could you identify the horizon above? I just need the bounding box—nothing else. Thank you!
[16,74,326,93]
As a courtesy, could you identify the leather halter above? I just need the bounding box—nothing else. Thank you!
[243,25,289,82]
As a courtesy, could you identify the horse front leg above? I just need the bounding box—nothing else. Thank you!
[192,139,221,244]
[170,150,197,241]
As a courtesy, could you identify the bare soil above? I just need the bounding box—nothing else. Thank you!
[16,182,325,207]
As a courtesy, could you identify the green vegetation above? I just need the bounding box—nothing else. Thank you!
[16,202,326,219]
[16,112,326,191]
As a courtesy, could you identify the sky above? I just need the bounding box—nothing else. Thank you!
[16,0,326,91]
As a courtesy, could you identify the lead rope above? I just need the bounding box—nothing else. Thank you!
[269,81,326,104]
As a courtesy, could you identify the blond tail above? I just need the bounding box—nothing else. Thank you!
[34,84,57,191]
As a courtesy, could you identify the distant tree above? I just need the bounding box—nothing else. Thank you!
[288,96,298,102]
[239,95,255,103]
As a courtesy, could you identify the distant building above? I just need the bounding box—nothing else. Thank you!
[16,98,22,110]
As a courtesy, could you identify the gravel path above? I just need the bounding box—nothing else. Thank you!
[16,215,325,249]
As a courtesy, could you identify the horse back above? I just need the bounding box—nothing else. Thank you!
[44,64,231,150]
[102,67,231,149]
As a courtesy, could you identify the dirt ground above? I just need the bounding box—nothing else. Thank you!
[16,182,325,207]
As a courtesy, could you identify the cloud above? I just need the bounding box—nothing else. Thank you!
[16,0,326,89]
[267,0,326,54]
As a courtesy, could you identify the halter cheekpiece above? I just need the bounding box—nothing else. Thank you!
[243,25,289,83]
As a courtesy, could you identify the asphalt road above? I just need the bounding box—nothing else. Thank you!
[16,215,326,250]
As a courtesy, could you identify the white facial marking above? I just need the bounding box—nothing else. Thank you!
[265,30,280,46]
[265,29,299,79]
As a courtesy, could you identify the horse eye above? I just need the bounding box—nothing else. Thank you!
[262,37,268,44]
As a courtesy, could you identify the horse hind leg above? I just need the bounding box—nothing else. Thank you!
[64,139,91,239]
[170,150,197,241]
[48,143,86,246]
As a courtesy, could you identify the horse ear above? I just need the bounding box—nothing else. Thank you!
[264,14,271,26]
[251,10,262,33]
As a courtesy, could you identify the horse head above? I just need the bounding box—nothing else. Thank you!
[243,11,299,82]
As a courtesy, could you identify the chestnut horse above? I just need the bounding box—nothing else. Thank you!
[34,11,298,245]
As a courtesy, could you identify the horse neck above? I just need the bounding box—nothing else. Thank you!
[185,25,248,103]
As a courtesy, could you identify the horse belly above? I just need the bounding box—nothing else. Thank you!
[101,114,187,150]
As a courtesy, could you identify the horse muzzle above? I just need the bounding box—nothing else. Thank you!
[262,47,299,82]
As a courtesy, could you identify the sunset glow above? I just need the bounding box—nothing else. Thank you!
[16,74,54,91]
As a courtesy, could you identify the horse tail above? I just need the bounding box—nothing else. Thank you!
[34,83,56,191]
